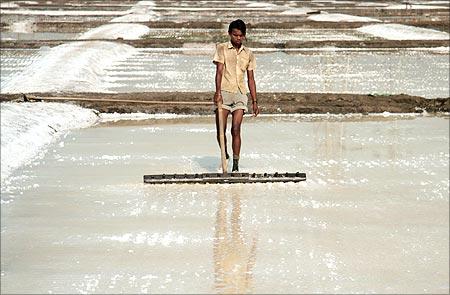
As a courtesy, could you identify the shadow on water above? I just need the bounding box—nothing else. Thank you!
[213,187,258,294]
[193,156,220,172]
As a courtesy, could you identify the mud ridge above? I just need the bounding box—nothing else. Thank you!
[1,92,448,115]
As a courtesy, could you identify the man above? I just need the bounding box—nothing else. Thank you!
[213,19,259,172]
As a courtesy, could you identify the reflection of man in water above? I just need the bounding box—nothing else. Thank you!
[213,19,260,172]
[213,190,257,294]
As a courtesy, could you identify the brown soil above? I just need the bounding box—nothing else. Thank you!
[32,21,224,33]
[2,38,448,49]
[33,21,108,33]
[1,92,448,115]
[29,18,450,32]
[2,10,447,48]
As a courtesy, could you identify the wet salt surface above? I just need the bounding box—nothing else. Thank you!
[142,27,369,43]
[0,9,130,16]
[1,0,448,25]
[0,31,79,41]
[104,49,449,98]
[1,114,448,293]
[250,28,369,42]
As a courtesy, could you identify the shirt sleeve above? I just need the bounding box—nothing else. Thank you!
[213,43,225,64]
[247,50,256,71]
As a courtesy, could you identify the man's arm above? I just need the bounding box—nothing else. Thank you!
[247,70,259,117]
[214,62,224,104]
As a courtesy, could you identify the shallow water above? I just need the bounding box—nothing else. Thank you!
[2,46,448,97]
[1,114,448,294]
[104,49,449,98]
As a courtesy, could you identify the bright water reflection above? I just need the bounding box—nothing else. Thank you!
[1,114,448,293]
[1,48,448,98]
[103,49,449,98]
[213,187,257,294]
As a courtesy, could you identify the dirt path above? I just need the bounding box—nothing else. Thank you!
[1,92,448,114]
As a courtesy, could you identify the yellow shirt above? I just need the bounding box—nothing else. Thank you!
[213,41,256,94]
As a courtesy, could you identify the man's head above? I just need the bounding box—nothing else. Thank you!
[228,19,246,47]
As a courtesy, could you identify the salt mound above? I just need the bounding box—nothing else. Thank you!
[1,41,136,93]
[281,8,316,15]
[246,2,278,8]
[78,23,150,39]
[307,13,381,22]
[1,102,98,185]
[357,23,449,40]
[0,2,19,8]
[111,0,159,22]
[356,2,389,7]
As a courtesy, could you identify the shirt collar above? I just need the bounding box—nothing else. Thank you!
[227,41,246,53]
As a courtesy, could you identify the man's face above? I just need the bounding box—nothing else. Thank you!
[229,28,244,47]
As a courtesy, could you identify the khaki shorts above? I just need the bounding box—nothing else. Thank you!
[214,90,249,113]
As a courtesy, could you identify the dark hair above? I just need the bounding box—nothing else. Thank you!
[228,19,246,36]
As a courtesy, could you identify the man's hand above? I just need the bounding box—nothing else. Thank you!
[252,101,260,117]
[214,91,223,105]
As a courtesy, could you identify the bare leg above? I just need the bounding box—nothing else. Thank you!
[231,109,244,159]
[215,108,230,158]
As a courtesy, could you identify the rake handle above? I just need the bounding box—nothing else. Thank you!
[217,100,228,174]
